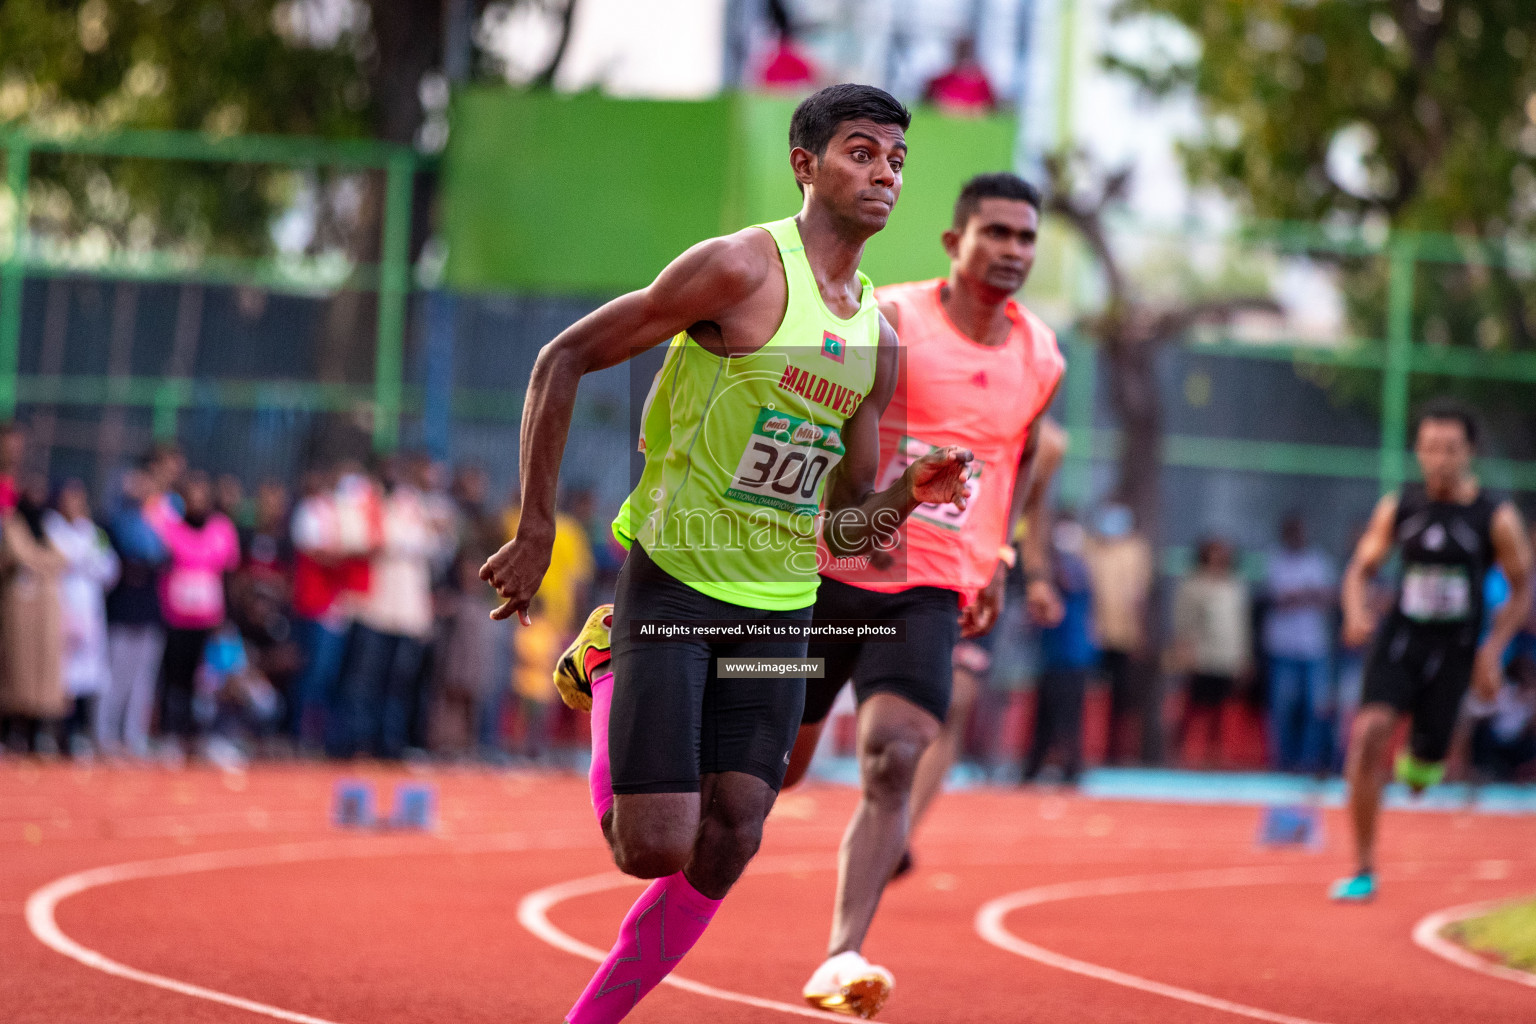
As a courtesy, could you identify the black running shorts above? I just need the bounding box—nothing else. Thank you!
[1360,617,1478,763]
[800,574,960,726]
[608,543,812,795]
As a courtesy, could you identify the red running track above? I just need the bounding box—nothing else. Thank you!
[2,761,1533,1023]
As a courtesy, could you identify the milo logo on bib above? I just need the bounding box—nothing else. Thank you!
[726,407,846,516]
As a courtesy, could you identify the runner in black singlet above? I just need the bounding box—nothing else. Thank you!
[1331,400,1532,902]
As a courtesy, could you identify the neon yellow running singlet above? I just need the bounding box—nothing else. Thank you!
[612,217,881,609]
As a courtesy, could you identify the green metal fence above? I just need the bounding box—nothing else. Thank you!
[3,125,1535,505]
[1055,228,1536,511]
[0,126,419,451]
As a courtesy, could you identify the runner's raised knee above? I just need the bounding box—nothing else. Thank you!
[858,718,939,807]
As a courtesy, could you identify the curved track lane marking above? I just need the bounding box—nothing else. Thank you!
[517,853,851,1021]
[32,834,1533,1024]
[976,866,1337,1024]
[25,831,594,1024]
[1412,899,1536,990]
[29,838,845,1023]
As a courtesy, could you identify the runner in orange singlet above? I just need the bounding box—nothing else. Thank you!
[789,173,1066,1017]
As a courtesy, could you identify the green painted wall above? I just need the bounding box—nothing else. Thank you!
[442,89,1017,295]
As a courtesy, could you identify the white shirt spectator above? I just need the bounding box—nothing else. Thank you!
[356,485,450,640]
[44,511,121,697]
[1465,683,1536,744]
[1173,573,1252,677]
[1263,547,1337,661]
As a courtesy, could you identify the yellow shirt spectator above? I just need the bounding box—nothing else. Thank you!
[504,506,595,702]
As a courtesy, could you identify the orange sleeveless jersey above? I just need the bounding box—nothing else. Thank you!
[821,279,1064,601]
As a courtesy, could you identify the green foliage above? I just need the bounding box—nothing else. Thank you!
[1450,898,1536,971]
[1110,0,1536,452]
[1108,0,1536,234]
[0,0,372,257]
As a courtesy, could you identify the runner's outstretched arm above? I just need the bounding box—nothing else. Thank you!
[985,404,1067,636]
[1475,503,1534,699]
[1019,416,1067,627]
[1341,494,1399,648]
[480,235,773,623]
[959,406,1062,638]
[821,313,972,557]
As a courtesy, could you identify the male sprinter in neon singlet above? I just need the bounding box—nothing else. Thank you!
[479,85,971,1024]
[1331,400,1531,902]
[779,173,1065,1015]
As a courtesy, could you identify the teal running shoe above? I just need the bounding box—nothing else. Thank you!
[1329,873,1377,903]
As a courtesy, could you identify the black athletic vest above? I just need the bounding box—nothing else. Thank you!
[1390,483,1498,631]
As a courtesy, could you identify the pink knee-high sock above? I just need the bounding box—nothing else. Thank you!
[566,871,721,1024]
[589,667,615,821]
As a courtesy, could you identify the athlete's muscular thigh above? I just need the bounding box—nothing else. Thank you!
[686,770,779,899]
[610,791,699,878]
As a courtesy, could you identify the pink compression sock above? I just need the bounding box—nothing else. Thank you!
[589,666,615,822]
[565,871,721,1024]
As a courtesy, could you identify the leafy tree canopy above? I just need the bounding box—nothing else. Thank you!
[0,0,373,257]
[1108,1,1536,455]
[1108,0,1536,238]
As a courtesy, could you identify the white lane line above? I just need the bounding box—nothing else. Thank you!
[516,854,851,1021]
[1412,899,1536,990]
[25,831,594,1024]
[28,842,382,1024]
[975,866,1336,1024]
[29,836,844,1024]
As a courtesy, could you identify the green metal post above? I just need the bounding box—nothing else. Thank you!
[0,141,30,419]
[1054,0,1078,151]
[1378,236,1416,493]
[1060,329,1096,508]
[373,154,414,452]
[152,380,184,441]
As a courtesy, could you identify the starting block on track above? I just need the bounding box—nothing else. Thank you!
[1257,804,1322,848]
[390,782,437,831]
[333,780,376,828]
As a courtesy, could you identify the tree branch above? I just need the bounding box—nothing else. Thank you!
[531,0,579,90]
[1043,152,1132,312]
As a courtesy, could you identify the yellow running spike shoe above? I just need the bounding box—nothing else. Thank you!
[802,952,894,1019]
[552,604,613,712]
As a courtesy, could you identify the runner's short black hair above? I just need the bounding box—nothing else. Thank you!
[789,84,910,158]
[1415,397,1480,448]
[953,172,1041,229]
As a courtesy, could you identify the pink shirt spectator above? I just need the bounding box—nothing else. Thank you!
[145,495,239,630]
[759,40,817,89]
[924,65,997,115]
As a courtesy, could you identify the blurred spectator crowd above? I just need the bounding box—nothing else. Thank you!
[997,502,1536,786]
[0,420,624,770]
[2,413,1532,786]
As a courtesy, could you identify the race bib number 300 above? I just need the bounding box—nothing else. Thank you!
[725,407,846,515]
[875,435,982,532]
[1400,564,1472,622]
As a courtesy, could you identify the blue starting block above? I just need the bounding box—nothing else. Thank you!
[333,780,376,828]
[390,782,436,831]
[1258,804,1322,848]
